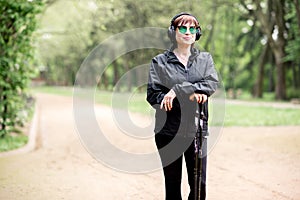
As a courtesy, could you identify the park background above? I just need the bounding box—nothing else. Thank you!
[0,0,300,199]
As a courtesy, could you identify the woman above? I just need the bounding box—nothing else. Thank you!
[147,12,219,200]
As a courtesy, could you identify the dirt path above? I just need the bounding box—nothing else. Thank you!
[0,93,299,200]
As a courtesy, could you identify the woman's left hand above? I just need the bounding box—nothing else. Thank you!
[189,93,207,103]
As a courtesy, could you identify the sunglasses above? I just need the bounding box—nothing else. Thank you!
[177,26,197,34]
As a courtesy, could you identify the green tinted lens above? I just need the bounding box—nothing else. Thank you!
[178,26,197,34]
[178,26,187,34]
[189,27,197,34]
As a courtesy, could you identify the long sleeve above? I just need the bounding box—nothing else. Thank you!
[146,58,166,108]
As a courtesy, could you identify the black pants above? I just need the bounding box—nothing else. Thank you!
[155,134,207,200]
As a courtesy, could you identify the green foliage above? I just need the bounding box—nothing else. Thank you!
[287,88,300,99]
[284,1,300,65]
[0,0,44,137]
[0,134,28,152]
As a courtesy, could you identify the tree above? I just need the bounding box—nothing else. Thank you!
[241,0,288,100]
[0,0,44,137]
[285,0,300,95]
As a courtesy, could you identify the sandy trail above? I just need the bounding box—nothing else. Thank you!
[0,93,299,200]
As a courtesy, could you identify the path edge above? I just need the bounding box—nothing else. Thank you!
[0,103,39,158]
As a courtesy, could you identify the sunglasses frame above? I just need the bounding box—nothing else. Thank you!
[177,26,197,34]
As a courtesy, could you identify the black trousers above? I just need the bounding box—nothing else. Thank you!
[155,134,207,200]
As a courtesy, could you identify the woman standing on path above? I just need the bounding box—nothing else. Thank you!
[147,12,219,200]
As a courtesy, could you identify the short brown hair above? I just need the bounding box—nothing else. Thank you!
[173,15,200,28]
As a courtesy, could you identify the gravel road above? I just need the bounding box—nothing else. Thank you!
[0,93,299,200]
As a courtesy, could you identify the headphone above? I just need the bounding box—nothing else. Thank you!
[168,12,202,43]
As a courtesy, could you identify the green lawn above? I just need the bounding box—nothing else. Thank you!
[224,104,300,126]
[32,86,300,126]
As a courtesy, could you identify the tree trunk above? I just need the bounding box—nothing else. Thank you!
[268,64,275,92]
[125,61,132,92]
[204,4,218,52]
[273,48,286,99]
[253,0,287,100]
[253,43,270,98]
[99,72,109,90]
[113,63,120,92]
[272,0,287,99]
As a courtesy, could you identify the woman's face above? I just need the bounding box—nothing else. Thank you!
[175,22,196,46]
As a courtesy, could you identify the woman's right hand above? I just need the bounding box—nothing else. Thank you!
[160,89,176,111]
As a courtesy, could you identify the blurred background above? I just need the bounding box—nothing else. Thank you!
[36,0,300,99]
[1,0,300,149]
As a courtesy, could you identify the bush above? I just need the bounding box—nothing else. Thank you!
[287,88,300,100]
[0,1,44,137]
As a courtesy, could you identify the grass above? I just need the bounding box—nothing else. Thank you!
[32,86,300,126]
[224,104,300,126]
[0,134,28,152]
[31,86,74,96]
[0,96,35,153]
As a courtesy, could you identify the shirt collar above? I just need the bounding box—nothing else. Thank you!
[165,48,200,63]
[165,50,177,63]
